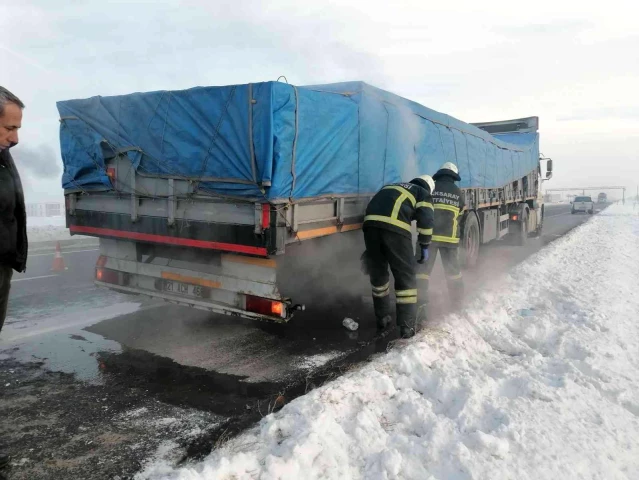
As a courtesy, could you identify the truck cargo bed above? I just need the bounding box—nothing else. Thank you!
[58,81,539,202]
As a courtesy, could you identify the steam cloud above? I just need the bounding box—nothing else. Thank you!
[11,144,61,179]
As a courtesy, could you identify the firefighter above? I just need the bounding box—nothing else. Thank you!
[419,162,465,306]
[362,175,435,339]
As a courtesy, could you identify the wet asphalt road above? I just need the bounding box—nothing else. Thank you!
[0,202,604,479]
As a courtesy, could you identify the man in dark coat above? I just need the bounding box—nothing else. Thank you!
[0,86,28,471]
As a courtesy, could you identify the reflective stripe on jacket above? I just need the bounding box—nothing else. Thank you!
[432,175,465,247]
[363,183,434,244]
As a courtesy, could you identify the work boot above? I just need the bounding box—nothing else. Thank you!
[0,452,10,469]
[400,326,415,339]
[376,314,392,331]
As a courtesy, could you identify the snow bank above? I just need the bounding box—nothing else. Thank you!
[139,204,639,480]
[28,226,76,243]
[26,216,67,228]
[26,216,90,243]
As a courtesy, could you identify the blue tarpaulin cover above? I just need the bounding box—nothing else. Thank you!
[57,81,539,202]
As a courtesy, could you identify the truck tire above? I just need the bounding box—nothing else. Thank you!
[530,206,544,238]
[515,211,528,246]
[460,212,480,269]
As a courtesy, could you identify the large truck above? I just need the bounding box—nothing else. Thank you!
[57,81,552,323]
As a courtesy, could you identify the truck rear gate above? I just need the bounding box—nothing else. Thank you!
[92,229,366,323]
[69,157,368,322]
[94,238,291,321]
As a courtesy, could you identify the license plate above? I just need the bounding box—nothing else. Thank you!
[163,280,203,298]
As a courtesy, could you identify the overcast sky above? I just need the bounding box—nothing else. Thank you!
[2,0,638,202]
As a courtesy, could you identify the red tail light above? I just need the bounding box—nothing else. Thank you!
[246,295,286,318]
[96,255,108,267]
[271,302,283,316]
[96,267,119,284]
[106,167,116,184]
[262,204,270,230]
[511,214,519,221]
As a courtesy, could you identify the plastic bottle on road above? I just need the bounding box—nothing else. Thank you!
[342,318,359,331]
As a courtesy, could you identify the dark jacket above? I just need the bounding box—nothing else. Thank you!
[0,150,28,272]
[431,168,465,247]
[364,179,434,245]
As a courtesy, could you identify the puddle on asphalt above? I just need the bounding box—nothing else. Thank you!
[1,328,122,383]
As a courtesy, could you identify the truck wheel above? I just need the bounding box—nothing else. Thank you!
[530,207,544,238]
[461,213,480,269]
[515,212,528,246]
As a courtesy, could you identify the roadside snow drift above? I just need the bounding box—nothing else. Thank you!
[140,204,639,480]
[27,216,90,243]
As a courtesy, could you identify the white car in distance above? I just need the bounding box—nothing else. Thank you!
[571,195,595,214]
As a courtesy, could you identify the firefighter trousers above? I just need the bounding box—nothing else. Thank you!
[417,244,464,303]
[363,227,417,330]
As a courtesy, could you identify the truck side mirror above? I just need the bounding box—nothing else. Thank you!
[546,159,553,178]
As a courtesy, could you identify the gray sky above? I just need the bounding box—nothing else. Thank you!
[2,0,638,202]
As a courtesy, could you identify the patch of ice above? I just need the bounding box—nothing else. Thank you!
[26,216,67,227]
[153,418,179,427]
[296,351,343,370]
[26,216,91,243]
[124,408,150,419]
[135,441,183,480]
[1,302,142,343]
[131,411,224,480]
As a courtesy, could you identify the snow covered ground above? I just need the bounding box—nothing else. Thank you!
[27,215,90,243]
[138,204,639,480]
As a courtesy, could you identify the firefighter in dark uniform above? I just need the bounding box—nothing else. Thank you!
[362,175,435,339]
[419,162,465,304]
